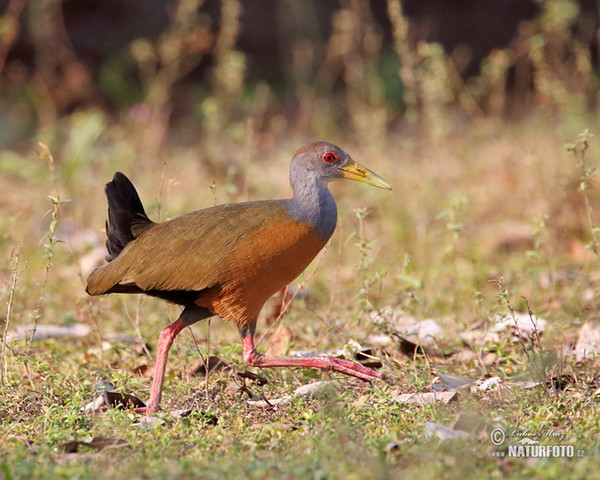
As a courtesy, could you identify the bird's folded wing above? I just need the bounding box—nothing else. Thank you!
[87,200,295,295]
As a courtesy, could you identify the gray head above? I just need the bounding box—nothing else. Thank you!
[286,141,391,240]
[289,141,392,191]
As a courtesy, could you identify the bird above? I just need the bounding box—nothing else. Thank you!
[86,141,391,414]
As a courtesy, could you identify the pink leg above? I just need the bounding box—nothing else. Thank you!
[242,336,387,381]
[136,318,186,415]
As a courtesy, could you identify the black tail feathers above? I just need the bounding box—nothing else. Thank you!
[104,172,155,261]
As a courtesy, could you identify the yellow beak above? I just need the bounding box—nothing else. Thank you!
[338,158,392,190]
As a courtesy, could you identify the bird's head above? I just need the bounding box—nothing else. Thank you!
[291,141,392,190]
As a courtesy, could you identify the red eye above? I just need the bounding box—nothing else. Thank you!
[323,152,338,163]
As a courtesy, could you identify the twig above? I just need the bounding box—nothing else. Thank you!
[130,296,152,361]
[185,325,210,404]
[1,246,21,386]
[205,318,211,400]
[209,180,217,207]
[156,159,168,221]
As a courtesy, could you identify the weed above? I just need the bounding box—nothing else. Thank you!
[566,129,599,258]
[23,144,68,375]
[494,277,554,397]
[347,208,385,320]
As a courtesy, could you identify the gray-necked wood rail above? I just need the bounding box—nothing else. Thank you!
[86,141,391,414]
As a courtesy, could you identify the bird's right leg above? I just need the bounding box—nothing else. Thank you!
[239,327,387,382]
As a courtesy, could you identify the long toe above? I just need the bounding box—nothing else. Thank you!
[328,357,388,382]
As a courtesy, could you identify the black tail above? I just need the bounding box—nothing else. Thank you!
[104,172,155,261]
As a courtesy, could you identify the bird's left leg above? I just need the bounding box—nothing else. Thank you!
[138,317,186,415]
[240,327,387,382]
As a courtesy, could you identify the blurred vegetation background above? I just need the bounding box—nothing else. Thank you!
[1,0,598,150]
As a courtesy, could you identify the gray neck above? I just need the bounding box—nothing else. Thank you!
[286,170,338,241]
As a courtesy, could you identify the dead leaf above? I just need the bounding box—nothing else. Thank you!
[82,391,145,412]
[471,376,504,393]
[169,409,193,418]
[571,320,600,362]
[86,341,112,356]
[104,391,145,409]
[462,314,548,347]
[265,324,292,356]
[264,286,295,325]
[367,334,394,348]
[246,381,338,408]
[81,395,107,413]
[402,319,445,347]
[451,349,480,364]
[482,352,499,366]
[190,356,229,376]
[394,319,446,355]
[424,421,469,440]
[392,391,457,406]
[436,372,476,390]
[492,313,547,340]
[60,436,129,453]
[190,356,268,393]
[246,396,289,407]
[294,380,338,399]
[237,370,268,385]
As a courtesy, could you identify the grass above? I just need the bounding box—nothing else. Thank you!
[1,113,600,479]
